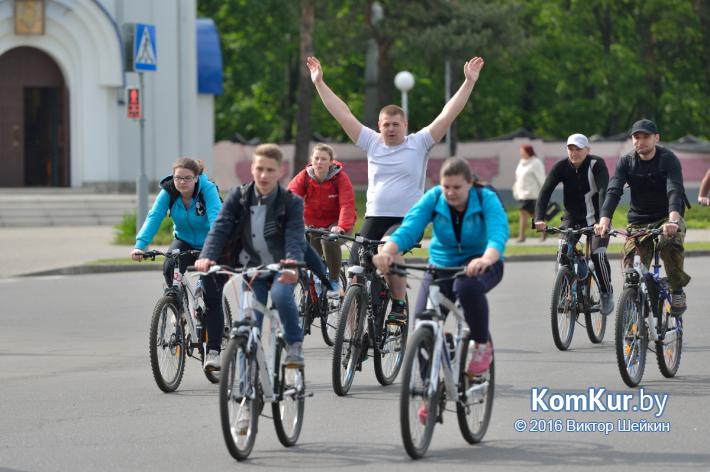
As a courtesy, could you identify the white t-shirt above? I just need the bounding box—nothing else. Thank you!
[356,126,435,217]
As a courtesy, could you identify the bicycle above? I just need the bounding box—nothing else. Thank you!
[542,226,607,350]
[331,233,411,396]
[293,228,349,346]
[142,249,231,392]
[607,227,683,388]
[391,263,494,459]
[203,262,311,461]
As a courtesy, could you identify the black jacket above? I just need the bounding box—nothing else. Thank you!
[601,146,688,224]
[200,182,305,266]
[535,155,609,226]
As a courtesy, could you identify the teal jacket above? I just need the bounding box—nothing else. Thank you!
[389,185,508,267]
[135,173,222,250]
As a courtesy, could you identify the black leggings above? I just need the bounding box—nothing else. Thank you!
[414,260,505,344]
[568,232,613,294]
[163,239,225,352]
[349,216,403,266]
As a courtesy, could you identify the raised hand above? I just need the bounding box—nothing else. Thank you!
[463,56,485,83]
[306,56,323,84]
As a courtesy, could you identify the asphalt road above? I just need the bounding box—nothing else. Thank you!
[1,258,709,471]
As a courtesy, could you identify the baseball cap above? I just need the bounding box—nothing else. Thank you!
[566,133,589,149]
[630,119,658,135]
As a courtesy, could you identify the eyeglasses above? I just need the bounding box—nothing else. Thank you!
[174,176,195,183]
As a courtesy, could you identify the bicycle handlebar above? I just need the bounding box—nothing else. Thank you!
[307,228,421,250]
[541,225,595,236]
[186,261,308,277]
[389,262,467,279]
[139,249,202,261]
[607,227,663,239]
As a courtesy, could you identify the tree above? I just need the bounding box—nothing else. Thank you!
[294,0,315,172]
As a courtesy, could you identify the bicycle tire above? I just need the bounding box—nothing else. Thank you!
[655,297,683,378]
[615,287,647,387]
[332,285,366,396]
[320,268,347,347]
[374,294,409,386]
[149,295,186,393]
[584,271,607,344]
[400,327,437,460]
[550,267,576,351]
[457,333,495,444]
[272,338,305,446]
[220,336,259,461]
[204,299,234,384]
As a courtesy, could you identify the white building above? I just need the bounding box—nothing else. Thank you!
[0,0,222,189]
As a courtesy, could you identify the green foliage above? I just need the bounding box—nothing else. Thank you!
[114,213,174,246]
[199,0,710,142]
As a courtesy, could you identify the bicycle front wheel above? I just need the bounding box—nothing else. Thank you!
[149,295,186,393]
[272,339,305,446]
[400,327,438,460]
[584,271,607,344]
[220,336,259,461]
[321,268,347,346]
[457,334,495,444]
[332,285,366,396]
[550,267,576,351]
[374,294,409,386]
[615,287,647,387]
[655,298,682,378]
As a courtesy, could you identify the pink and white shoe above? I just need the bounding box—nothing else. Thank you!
[467,341,493,376]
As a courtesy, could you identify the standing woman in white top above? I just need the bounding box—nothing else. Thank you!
[513,144,546,242]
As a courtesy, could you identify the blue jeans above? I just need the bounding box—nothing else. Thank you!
[249,274,303,345]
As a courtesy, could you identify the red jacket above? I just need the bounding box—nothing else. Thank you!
[288,160,357,232]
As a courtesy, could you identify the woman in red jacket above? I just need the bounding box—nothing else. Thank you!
[288,143,356,298]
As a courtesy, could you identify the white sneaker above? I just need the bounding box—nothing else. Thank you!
[285,342,304,367]
[326,280,342,299]
[236,403,251,435]
[204,350,221,372]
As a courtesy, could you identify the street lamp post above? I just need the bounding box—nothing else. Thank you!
[394,71,415,122]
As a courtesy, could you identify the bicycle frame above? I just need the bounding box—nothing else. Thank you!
[416,283,488,406]
[222,269,293,404]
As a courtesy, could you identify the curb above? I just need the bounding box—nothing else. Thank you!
[18,250,710,278]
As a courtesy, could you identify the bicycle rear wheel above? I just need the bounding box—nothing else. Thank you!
[272,339,305,446]
[400,327,438,460]
[655,298,683,378]
[149,295,186,393]
[374,294,409,385]
[550,267,576,351]
[457,334,495,444]
[321,268,347,346]
[332,285,366,396]
[584,271,607,344]
[204,299,234,384]
[615,287,647,387]
[220,336,259,461]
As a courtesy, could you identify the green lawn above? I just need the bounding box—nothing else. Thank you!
[114,190,710,247]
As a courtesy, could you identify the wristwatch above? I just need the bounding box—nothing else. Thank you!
[668,220,680,225]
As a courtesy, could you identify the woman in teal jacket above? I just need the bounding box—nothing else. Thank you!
[131,157,224,370]
[374,157,508,378]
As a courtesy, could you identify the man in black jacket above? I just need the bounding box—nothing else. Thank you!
[595,119,690,314]
[196,144,306,367]
[534,133,614,315]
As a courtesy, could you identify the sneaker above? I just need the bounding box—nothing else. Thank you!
[467,341,493,377]
[204,349,221,372]
[417,403,428,425]
[236,404,251,435]
[326,279,341,299]
[671,290,687,315]
[285,342,304,367]
[387,300,408,325]
[601,292,614,316]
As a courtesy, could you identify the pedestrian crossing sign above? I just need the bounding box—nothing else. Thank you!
[133,24,157,72]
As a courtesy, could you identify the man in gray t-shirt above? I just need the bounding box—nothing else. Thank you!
[308,55,485,323]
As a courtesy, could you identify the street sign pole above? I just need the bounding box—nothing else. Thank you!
[136,71,148,230]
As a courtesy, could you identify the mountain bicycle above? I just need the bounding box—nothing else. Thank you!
[331,233,411,396]
[391,263,494,460]
[293,228,349,346]
[608,227,683,387]
[542,226,606,350]
[142,249,231,392]
[202,262,310,461]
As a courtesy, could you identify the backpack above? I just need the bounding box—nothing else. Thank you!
[162,176,223,218]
